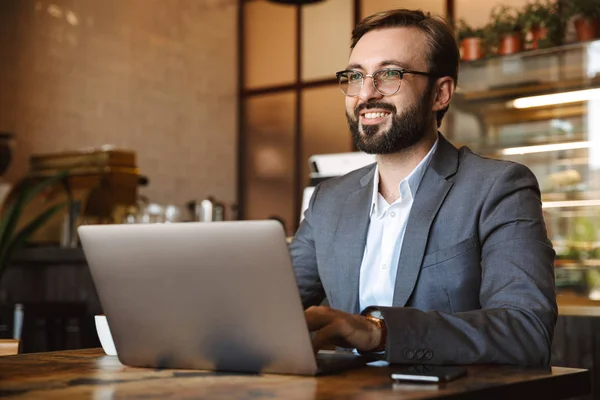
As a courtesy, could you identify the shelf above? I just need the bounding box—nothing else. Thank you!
[450,39,600,272]
[455,76,600,106]
[461,39,600,67]
[557,292,600,317]
[456,39,600,104]
[556,259,600,268]
[456,133,588,157]
[543,191,600,202]
[553,157,590,167]
[10,246,86,266]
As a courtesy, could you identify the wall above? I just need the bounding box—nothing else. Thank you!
[0,0,237,209]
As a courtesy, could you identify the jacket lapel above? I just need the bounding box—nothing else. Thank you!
[331,165,375,314]
[392,134,459,307]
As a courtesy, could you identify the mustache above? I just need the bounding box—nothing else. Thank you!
[354,102,397,119]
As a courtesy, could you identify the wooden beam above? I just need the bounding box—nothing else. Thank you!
[236,0,246,219]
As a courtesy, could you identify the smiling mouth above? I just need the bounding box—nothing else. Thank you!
[362,112,391,120]
[359,111,392,126]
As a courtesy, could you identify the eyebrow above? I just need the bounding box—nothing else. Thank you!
[345,59,412,71]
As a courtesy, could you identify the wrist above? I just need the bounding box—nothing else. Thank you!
[361,307,387,353]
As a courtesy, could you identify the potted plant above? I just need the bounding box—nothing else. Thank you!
[563,0,600,42]
[520,0,564,49]
[0,171,68,282]
[486,5,524,55]
[456,19,486,61]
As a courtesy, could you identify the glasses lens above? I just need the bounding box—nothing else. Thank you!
[374,70,402,95]
[338,71,362,96]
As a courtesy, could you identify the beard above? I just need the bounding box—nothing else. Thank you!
[346,88,434,155]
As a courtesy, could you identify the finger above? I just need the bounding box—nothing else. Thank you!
[311,322,342,353]
[305,306,335,331]
[312,315,377,352]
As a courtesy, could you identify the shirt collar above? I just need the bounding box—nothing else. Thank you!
[370,137,439,216]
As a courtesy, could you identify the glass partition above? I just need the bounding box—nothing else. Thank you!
[448,39,600,296]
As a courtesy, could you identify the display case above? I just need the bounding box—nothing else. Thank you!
[447,39,600,298]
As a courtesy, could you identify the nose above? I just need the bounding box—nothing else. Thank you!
[358,75,383,103]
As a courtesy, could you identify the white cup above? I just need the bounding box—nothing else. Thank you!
[95,315,117,356]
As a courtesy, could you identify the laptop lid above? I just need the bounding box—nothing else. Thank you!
[78,220,319,375]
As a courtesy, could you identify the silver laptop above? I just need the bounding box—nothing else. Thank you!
[78,220,372,376]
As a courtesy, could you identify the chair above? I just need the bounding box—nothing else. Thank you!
[0,339,20,356]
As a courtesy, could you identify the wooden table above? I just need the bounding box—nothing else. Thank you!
[0,349,590,399]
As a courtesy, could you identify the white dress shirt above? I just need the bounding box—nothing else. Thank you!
[359,138,439,312]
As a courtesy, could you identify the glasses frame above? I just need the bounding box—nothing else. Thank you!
[335,68,436,97]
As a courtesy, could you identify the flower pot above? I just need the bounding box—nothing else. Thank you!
[525,26,549,50]
[460,37,484,61]
[498,33,523,55]
[574,17,600,42]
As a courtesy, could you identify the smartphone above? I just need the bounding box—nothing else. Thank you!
[391,365,467,383]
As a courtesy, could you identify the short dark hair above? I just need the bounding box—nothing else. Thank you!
[351,9,459,128]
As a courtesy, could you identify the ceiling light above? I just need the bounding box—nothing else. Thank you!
[501,141,591,155]
[510,88,600,109]
[543,200,600,209]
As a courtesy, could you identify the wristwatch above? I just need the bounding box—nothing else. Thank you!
[360,306,387,353]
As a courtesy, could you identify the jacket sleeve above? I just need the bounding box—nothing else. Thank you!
[289,184,326,309]
[378,163,557,366]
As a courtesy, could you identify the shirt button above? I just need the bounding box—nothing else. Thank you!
[390,211,396,217]
[382,264,387,269]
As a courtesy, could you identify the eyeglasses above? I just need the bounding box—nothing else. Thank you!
[335,68,436,97]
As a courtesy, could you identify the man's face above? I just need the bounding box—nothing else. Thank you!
[345,27,436,154]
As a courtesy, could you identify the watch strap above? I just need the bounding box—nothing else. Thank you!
[360,306,387,353]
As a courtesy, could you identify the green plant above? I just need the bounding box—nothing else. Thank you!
[0,170,69,279]
[521,0,553,31]
[485,5,523,50]
[456,19,486,43]
[520,0,564,47]
[563,0,600,20]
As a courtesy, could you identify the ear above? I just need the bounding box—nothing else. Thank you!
[431,77,455,112]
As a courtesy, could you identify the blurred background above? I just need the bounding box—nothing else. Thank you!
[1,0,600,389]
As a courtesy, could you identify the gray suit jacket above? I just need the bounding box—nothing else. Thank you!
[290,134,557,366]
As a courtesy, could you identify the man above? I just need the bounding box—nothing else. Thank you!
[289,9,557,366]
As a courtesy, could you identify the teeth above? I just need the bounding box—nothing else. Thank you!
[363,112,390,119]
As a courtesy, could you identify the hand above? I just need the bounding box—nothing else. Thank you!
[305,305,381,353]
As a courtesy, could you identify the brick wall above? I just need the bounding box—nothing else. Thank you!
[0,0,238,211]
